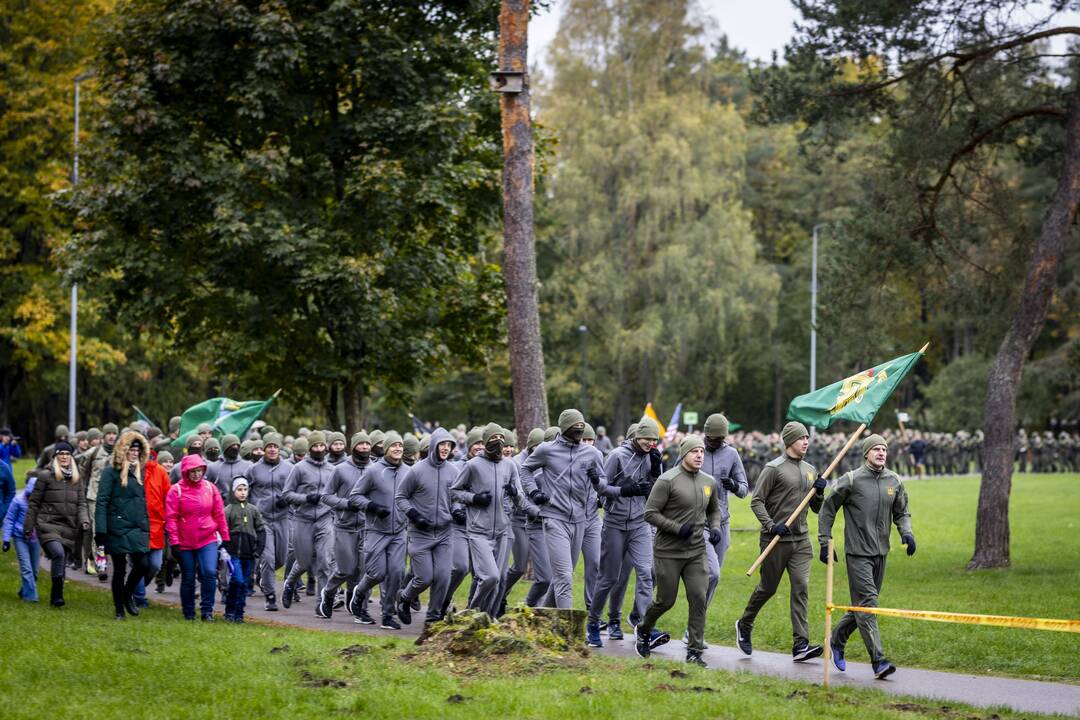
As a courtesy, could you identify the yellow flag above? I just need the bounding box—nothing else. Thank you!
[643,403,667,439]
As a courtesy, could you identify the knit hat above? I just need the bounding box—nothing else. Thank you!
[350,431,370,449]
[482,422,504,443]
[506,430,518,449]
[703,413,729,438]
[583,423,596,441]
[249,439,264,451]
[419,434,432,453]
[263,432,284,448]
[75,430,87,442]
[636,417,660,441]
[168,416,182,434]
[261,425,277,437]
[544,426,559,442]
[196,423,213,434]
[526,428,545,450]
[102,422,119,435]
[87,428,102,441]
[626,423,639,440]
[221,434,241,451]
[466,427,484,447]
[240,440,254,457]
[307,430,327,447]
[54,440,75,454]
[292,436,309,455]
[369,429,386,449]
[232,477,249,492]
[157,451,174,464]
[679,434,705,461]
[558,408,585,433]
[203,437,221,452]
[55,424,70,439]
[298,427,311,437]
[328,431,346,447]
[781,421,809,447]
[403,433,420,457]
[861,433,888,457]
[186,435,203,451]
[383,430,403,448]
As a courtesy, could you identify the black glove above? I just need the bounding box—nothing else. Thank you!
[649,448,662,478]
[406,508,432,530]
[274,497,289,509]
[902,533,916,556]
[2,541,8,552]
[708,528,722,545]
[451,507,467,526]
[721,475,737,493]
[95,533,107,546]
[586,465,602,486]
[770,522,789,537]
[368,502,390,519]
[619,483,637,497]
[813,474,827,494]
[472,491,492,508]
[504,481,518,499]
[347,498,362,512]
[818,544,837,564]
[529,490,549,506]
[305,493,321,505]
[677,522,694,540]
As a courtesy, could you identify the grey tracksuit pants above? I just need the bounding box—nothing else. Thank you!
[258,519,289,597]
[467,531,511,617]
[582,513,601,611]
[443,523,471,614]
[588,520,653,624]
[401,529,453,622]
[503,523,530,599]
[324,528,365,600]
[354,530,406,618]
[543,517,586,609]
[704,521,730,607]
[284,515,333,593]
[832,554,887,663]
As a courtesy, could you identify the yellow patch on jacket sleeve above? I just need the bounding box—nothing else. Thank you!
[703,485,711,498]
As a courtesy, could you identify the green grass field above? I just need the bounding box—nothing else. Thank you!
[8,456,1078,687]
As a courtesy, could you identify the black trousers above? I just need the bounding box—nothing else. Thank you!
[111,552,148,613]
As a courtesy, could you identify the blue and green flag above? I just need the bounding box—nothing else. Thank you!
[172,392,279,448]
[786,346,926,430]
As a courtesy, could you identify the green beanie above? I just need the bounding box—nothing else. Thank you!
[419,434,432,454]
[626,423,639,440]
[168,416,181,433]
[558,408,585,433]
[87,428,102,442]
[292,437,309,455]
[383,430,403,448]
[249,438,264,450]
[636,417,660,441]
[263,432,284,448]
[403,433,420,456]
[526,428,545,450]
[221,434,241,451]
[157,450,174,464]
[466,427,484,447]
[506,430,518,449]
[102,422,119,435]
[260,425,277,437]
[240,440,254,457]
[861,433,887,457]
[679,434,705,461]
[369,429,385,449]
[328,431,346,447]
[55,424,69,439]
[203,437,221,452]
[583,423,596,441]
[75,430,87,442]
[186,435,203,451]
[350,431,370,449]
[781,421,809,447]
[482,422,504,444]
[196,423,213,434]
[307,430,327,447]
[703,413,729,438]
[544,426,559,442]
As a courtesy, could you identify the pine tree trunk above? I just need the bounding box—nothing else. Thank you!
[343,379,362,436]
[969,85,1080,569]
[499,0,549,433]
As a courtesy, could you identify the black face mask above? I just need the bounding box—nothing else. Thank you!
[705,436,724,451]
[329,450,345,460]
[372,446,385,458]
[190,445,203,457]
[403,456,416,466]
[485,439,504,458]
[224,447,239,461]
[352,449,370,465]
[205,449,221,462]
[309,449,326,462]
[563,426,584,442]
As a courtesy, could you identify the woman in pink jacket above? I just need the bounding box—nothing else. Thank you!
[165,454,229,621]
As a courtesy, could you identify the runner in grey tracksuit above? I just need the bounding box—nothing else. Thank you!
[700,414,748,607]
[395,427,457,624]
[451,423,518,617]
[316,431,371,619]
[348,432,408,628]
[502,429,549,608]
[520,409,609,610]
[281,431,335,607]
[442,430,481,616]
[244,433,293,610]
[587,418,662,644]
[208,434,252,501]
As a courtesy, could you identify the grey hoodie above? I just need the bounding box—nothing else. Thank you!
[349,457,406,535]
[245,456,294,523]
[450,453,516,538]
[520,435,608,523]
[702,442,748,524]
[209,457,252,501]
[601,440,653,528]
[322,457,369,531]
[395,427,457,536]
[282,455,334,522]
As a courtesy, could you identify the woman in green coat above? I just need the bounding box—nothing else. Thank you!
[96,431,150,620]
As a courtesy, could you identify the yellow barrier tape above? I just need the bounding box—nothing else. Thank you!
[826,604,1080,634]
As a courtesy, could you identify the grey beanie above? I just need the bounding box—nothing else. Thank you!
[703,413,729,438]
[558,408,585,433]
[781,421,809,447]
[156,451,174,464]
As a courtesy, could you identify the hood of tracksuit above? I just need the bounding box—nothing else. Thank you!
[426,427,455,467]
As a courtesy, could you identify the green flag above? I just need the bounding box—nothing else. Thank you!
[172,393,278,448]
[786,347,926,430]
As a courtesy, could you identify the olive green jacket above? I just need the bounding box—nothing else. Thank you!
[644,464,721,558]
[750,454,821,542]
[818,462,912,556]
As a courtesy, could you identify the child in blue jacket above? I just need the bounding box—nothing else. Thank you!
[2,476,39,601]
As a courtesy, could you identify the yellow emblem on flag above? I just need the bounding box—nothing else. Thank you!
[829,366,890,416]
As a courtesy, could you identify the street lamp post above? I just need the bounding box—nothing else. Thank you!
[811,223,825,394]
[70,70,95,430]
[578,325,588,418]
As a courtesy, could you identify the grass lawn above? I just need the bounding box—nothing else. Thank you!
[0,558,1058,720]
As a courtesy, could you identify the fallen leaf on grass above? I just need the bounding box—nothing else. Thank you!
[670,669,688,679]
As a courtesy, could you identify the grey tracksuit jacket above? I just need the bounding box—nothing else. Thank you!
[702,442,749,524]
[323,457,369,532]
[450,453,517,537]
[349,457,407,535]
[282,456,334,522]
[395,428,457,536]
[600,441,653,528]
[245,457,294,524]
[520,436,608,522]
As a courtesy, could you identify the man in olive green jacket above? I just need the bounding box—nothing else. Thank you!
[818,433,914,680]
[736,421,827,662]
[635,435,721,667]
